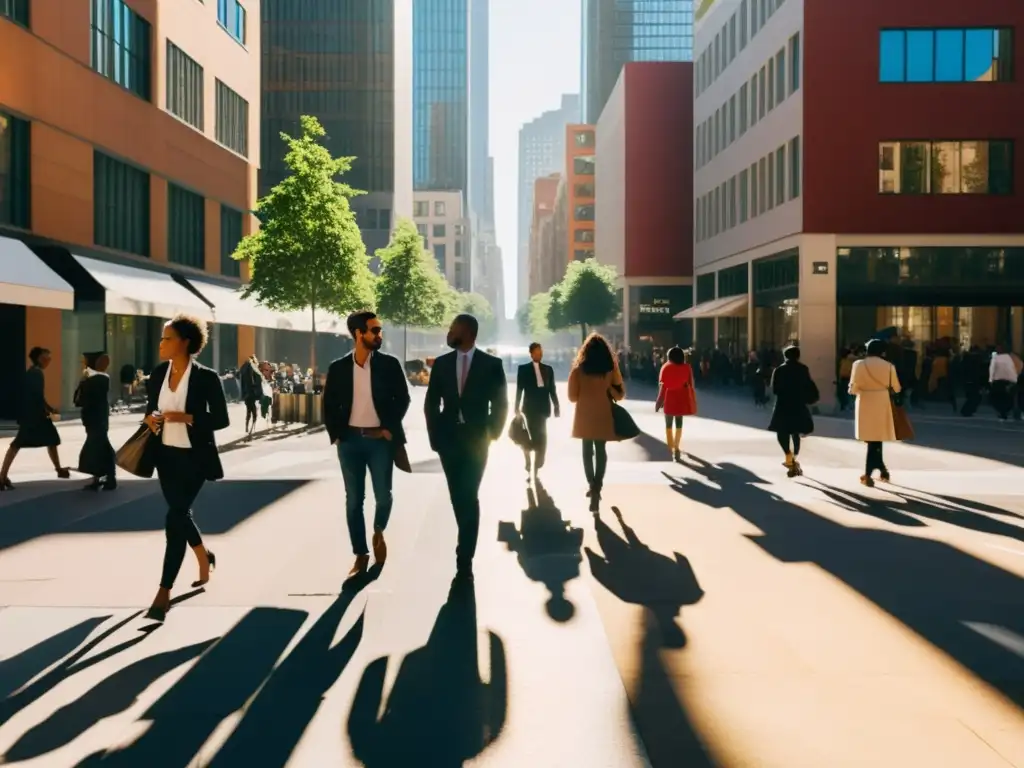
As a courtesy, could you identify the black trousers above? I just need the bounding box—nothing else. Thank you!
[438,428,490,569]
[776,432,801,456]
[524,412,548,468]
[865,441,887,476]
[582,440,608,491]
[156,446,206,589]
[244,396,258,424]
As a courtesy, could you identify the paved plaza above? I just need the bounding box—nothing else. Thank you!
[1,387,1023,766]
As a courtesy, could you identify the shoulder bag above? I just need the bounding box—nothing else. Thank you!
[865,363,914,442]
[115,423,159,478]
[608,379,640,440]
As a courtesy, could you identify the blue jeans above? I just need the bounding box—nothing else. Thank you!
[337,435,395,555]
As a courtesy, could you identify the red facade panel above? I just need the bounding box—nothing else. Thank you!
[623,62,694,278]
[803,0,1024,235]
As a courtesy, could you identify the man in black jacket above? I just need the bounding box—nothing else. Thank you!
[324,311,411,578]
[515,342,559,476]
[425,313,508,578]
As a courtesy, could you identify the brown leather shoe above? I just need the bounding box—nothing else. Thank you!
[347,555,370,579]
[372,532,387,564]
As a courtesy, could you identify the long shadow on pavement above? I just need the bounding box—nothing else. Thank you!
[666,455,1024,709]
[585,506,715,766]
[498,479,584,622]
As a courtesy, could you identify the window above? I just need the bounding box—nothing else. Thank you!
[776,49,786,102]
[728,176,737,228]
[365,209,379,229]
[416,222,427,237]
[739,83,748,135]
[729,15,737,62]
[790,33,801,91]
[434,201,446,216]
[94,151,149,256]
[739,169,749,222]
[758,67,766,119]
[379,208,391,231]
[880,28,1014,83]
[0,112,30,229]
[767,58,775,110]
[575,182,595,198]
[750,162,759,216]
[454,262,464,288]
[574,130,595,148]
[750,74,759,126]
[789,136,801,199]
[413,201,429,217]
[454,223,465,236]
[758,157,767,214]
[695,200,702,242]
[729,94,737,143]
[752,0,759,34]
[767,151,775,209]
[168,183,204,267]
[740,0,748,48]
[575,229,595,243]
[215,80,248,156]
[713,186,720,235]
[574,156,595,175]
[574,249,595,262]
[575,204,594,221]
[433,223,446,237]
[776,146,786,202]
[713,110,720,155]
[434,244,446,272]
[166,42,203,130]
[217,0,246,45]
[455,238,462,257]
[90,0,151,100]
[220,205,242,276]
[1,0,28,26]
[878,140,1013,194]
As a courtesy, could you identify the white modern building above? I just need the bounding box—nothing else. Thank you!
[413,190,471,292]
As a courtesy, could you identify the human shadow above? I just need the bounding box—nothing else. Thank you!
[0,479,310,553]
[497,479,584,622]
[891,485,1024,521]
[667,458,1024,707]
[0,616,109,701]
[347,578,508,766]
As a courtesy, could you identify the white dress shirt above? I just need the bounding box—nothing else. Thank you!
[349,354,381,428]
[158,362,193,448]
[532,361,544,387]
[990,352,1018,384]
[457,347,476,423]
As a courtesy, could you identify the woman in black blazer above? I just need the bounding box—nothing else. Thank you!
[77,351,117,491]
[143,314,230,622]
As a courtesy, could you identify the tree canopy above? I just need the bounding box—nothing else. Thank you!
[516,292,554,340]
[451,291,496,341]
[547,258,619,341]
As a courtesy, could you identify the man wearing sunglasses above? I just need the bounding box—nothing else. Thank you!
[324,310,411,578]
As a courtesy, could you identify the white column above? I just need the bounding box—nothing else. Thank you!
[746,260,755,352]
[798,234,839,411]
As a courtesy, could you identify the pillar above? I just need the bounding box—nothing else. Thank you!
[237,324,256,367]
[797,235,839,412]
[746,260,755,352]
[1012,307,1023,354]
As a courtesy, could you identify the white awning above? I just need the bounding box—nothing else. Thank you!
[0,237,74,310]
[182,278,296,330]
[73,255,214,321]
[674,294,749,320]
[280,309,347,334]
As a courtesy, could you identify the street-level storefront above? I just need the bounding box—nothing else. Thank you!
[624,283,694,352]
[753,250,799,351]
[678,263,749,355]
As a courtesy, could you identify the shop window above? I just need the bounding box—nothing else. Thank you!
[880,28,1013,83]
[719,264,749,297]
[696,273,716,304]
[0,112,30,229]
[94,151,150,257]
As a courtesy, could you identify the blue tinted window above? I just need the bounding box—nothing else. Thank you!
[879,30,905,82]
[965,28,996,81]
[935,29,964,81]
[906,30,934,81]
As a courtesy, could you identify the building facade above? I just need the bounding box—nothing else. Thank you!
[517,93,580,308]
[566,124,597,270]
[413,190,470,290]
[261,0,413,256]
[582,0,695,123]
[0,0,276,416]
[690,0,1024,407]
[596,62,694,351]
[528,174,562,296]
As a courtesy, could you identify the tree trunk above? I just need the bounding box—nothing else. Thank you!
[309,303,317,374]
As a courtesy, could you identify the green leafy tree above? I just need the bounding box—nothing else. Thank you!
[452,291,496,342]
[375,218,451,361]
[234,115,374,372]
[547,259,619,342]
[516,291,553,340]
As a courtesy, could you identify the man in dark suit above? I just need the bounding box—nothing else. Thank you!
[425,313,508,578]
[515,342,559,476]
[324,311,411,578]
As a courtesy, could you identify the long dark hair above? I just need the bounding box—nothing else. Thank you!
[574,333,616,376]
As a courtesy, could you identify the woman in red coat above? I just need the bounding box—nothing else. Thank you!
[656,347,697,461]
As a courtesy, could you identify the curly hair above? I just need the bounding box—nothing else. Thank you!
[167,314,209,356]
[573,332,616,376]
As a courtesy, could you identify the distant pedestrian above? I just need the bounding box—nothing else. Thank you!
[143,315,230,622]
[568,333,625,513]
[768,346,818,478]
[515,342,560,477]
[849,339,901,487]
[77,351,117,491]
[0,347,70,490]
[656,346,696,461]
[988,344,1017,421]
[239,355,262,434]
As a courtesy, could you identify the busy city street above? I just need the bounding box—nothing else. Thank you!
[1,386,1022,766]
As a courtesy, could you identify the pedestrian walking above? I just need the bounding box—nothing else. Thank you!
[988,344,1018,421]
[142,315,230,622]
[655,346,696,461]
[0,347,70,490]
[239,355,262,435]
[515,342,560,477]
[324,311,411,579]
[568,333,625,512]
[768,346,818,478]
[849,339,901,487]
[425,314,508,580]
[77,351,117,491]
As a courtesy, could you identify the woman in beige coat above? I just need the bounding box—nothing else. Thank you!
[849,339,901,487]
[568,333,625,511]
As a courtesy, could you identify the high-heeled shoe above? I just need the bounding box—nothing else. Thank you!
[191,550,217,588]
[0,477,14,491]
[56,467,71,479]
[144,604,169,622]
[101,478,117,491]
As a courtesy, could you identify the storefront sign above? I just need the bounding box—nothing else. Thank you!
[639,298,672,315]
[812,262,829,275]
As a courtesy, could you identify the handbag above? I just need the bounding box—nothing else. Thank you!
[609,383,640,440]
[865,363,914,442]
[115,424,158,478]
[507,413,531,448]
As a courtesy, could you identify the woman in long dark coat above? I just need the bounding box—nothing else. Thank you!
[768,346,819,478]
[0,347,71,490]
[77,351,117,491]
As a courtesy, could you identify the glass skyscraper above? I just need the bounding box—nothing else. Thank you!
[582,0,694,122]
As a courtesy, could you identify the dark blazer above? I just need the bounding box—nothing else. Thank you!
[323,351,411,445]
[146,361,230,481]
[515,361,559,418]
[768,361,818,435]
[425,348,508,450]
[79,374,111,432]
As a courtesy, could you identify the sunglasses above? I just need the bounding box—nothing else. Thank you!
[366,327,383,336]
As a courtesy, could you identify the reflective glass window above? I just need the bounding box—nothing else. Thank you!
[906,30,934,81]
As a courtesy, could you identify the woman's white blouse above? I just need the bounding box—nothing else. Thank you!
[158,362,193,448]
